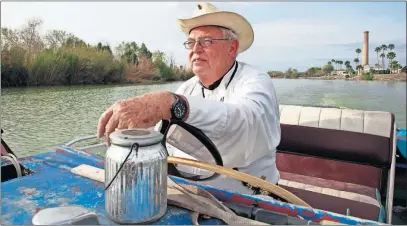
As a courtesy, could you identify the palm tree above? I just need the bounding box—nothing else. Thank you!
[388,44,395,52]
[355,49,361,70]
[331,59,336,70]
[338,60,343,70]
[380,53,386,70]
[387,44,395,71]
[381,44,388,52]
[354,58,359,69]
[344,61,352,74]
[375,47,381,69]
[356,65,363,75]
[355,48,361,59]
[380,44,388,69]
[390,60,400,73]
[387,52,396,72]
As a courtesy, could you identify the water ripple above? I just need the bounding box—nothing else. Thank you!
[1,80,406,157]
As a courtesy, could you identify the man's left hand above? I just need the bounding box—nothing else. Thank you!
[96,91,175,144]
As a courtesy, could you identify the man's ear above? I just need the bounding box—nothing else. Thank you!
[230,39,239,57]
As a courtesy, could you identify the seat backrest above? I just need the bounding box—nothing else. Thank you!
[276,104,395,191]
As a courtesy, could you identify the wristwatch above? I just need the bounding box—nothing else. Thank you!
[170,93,188,121]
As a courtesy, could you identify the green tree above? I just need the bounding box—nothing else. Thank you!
[355,48,361,58]
[386,52,396,72]
[322,64,334,74]
[354,58,359,69]
[356,65,363,75]
[152,50,174,81]
[374,47,381,68]
[380,44,387,68]
[380,53,386,70]
[331,59,336,70]
[388,44,395,51]
[116,41,139,65]
[286,68,298,78]
[337,60,343,70]
[361,72,374,80]
[139,43,152,59]
[96,42,112,55]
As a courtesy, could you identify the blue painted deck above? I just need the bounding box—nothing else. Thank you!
[1,146,383,225]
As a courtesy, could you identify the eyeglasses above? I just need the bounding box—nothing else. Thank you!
[183,38,231,50]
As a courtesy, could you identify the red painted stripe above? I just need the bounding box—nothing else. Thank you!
[1,143,8,155]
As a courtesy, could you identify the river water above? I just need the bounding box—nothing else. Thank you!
[2,79,406,157]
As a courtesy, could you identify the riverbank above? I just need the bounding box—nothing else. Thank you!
[4,72,406,90]
[0,79,184,91]
[277,73,406,81]
[363,73,406,81]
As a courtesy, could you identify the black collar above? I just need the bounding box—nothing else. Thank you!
[199,61,237,90]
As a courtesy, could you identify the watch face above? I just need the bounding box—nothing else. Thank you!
[174,102,186,119]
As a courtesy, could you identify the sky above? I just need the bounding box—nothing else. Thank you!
[1,1,406,72]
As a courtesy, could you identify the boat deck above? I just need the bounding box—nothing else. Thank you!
[0,146,384,225]
[1,146,223,225]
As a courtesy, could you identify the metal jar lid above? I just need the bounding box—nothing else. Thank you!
[109,128,164,147]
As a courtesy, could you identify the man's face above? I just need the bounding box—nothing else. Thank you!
[186,26,238,77]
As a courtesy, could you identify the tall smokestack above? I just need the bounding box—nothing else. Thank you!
[362,31,369,66]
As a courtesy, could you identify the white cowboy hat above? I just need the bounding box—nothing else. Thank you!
[176,2,254,53]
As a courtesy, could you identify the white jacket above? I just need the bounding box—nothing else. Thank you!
[155,61,281,195]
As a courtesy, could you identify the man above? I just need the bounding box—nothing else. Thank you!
[97,2,281,195]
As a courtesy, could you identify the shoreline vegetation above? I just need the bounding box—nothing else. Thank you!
[267,43,406,82]
[270,72,406,81]
[1,19,406,88]
[1,19,194,88]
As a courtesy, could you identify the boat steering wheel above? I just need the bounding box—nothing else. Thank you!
[159,120,312,208]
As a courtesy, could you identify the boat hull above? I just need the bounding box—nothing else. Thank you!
[397,128,406,159]
[1,145,384,225]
